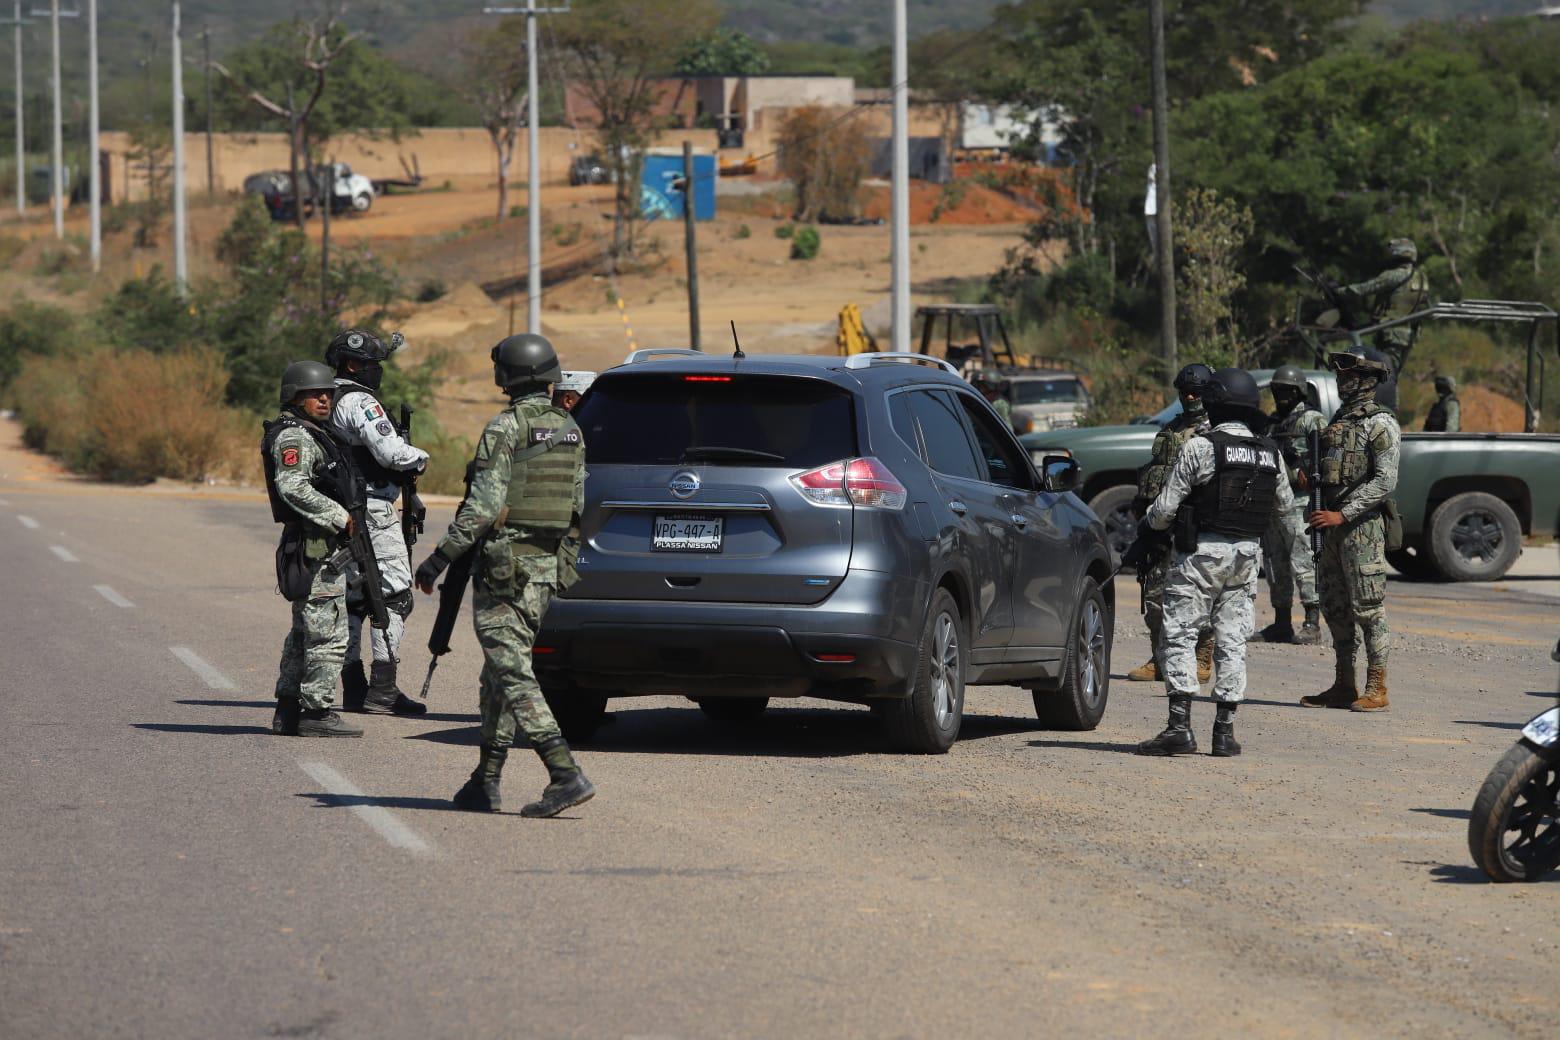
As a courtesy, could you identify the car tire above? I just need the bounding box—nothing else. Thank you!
[539,679,609,742]
[1087,484,1139,565]
[1427,492,1521,582]
[881,588,965,754]
[696,697,769,722]
[351,192,372,213]
[1385,543,1439,581]
[1033,578,1111,730]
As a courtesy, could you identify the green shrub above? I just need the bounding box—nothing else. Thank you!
[509,204,528,219]
[774,222,794,240]
[789,225,820,261]
[0,300,82,391]
[416,278,448,303]
[734,223,751,240]
[99,268,198,352]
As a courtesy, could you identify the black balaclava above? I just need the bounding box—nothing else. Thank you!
[354,361,385,392]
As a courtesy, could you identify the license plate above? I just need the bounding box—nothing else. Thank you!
[652,514,723,552]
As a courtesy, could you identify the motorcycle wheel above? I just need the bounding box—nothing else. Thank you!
[1468,742,1560,882]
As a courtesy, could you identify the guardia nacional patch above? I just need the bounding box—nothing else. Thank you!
[281,447,300,467]
[376,420,394,437]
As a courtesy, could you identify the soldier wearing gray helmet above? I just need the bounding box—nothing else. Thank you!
[413,333,594,819]
[1424,375,1460,432]
[552,370,597,412]
[1260,364,1325,645]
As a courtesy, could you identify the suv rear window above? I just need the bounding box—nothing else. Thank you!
[576,373,858,467]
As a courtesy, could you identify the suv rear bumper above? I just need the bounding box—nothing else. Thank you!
[536,569,924,700]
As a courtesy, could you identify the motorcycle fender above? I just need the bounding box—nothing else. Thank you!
[1521,707,1560,749]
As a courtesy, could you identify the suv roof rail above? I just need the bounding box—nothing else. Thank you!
[623,347,704,365]
[844,351,961,375]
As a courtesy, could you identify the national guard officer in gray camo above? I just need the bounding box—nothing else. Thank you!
[414,333,594,819]
[1424,374,1460,432]
[552,370,596,412]
[1127,363,1215,685]
[1260,364,1325,645]
[1133,367,1294,757]
[326,328,430,717]
[262,361,363,738]
[1300,345,1400,713]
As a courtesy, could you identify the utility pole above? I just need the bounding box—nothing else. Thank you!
[889,0,910,353]
[38,2,80,240]
[201,22,214,196]
[171,0,187,292]
[1149,0,1177,372]
[319,157,331,311]
[2,4,26,218]
[484,1,568,336]
[681,140,700,350]
[87,0,98,269]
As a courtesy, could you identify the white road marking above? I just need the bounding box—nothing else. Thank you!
[169,647,237,691]
[298,760,433,855]
[17,515,39,529]
[49,545,79,563]
[0,496,10,505]
[94,585,135,608]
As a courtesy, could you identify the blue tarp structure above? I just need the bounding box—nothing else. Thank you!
[640,149,716,221]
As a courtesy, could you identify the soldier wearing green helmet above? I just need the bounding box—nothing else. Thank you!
[1260,364,1325,644]
[1424,374,1460,432]
[1336,237,1429,404]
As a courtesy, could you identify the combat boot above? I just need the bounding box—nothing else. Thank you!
[1259,608,1295,644]
[1300,653,1357,708]
[271,696,300,736]
[452,745,507,812]
[1350,666,1389,712]
[341,660,368,713]
[520,737,596,818]
[1127,658,1161,682]
[1136,696,1197,756]
[1211,703,1241,757]
[363,660,428,717]
[1295,606,1322,645]
[1196,633,1214,683]
[296,708,363,738]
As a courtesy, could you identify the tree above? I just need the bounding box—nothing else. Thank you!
[775,106,870,223]
[675,28,770,77]
[553,0,719,259]
[1173,187,1254,364]
[457,18,531,222]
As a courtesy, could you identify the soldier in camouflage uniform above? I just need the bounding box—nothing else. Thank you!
[263,361,363,738]
[1126,363,1215,684]
[1424,375,1460,432]
[414,333,594,819]
[1336,237,1427,408]
[1259,365,1325,645]
[1134,368,1294,757]
[1300,345,1400,712]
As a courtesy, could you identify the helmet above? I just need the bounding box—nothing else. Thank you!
[1327,343,1391,379]
[1387,237,1417,263]
[556,371,597,395]
[280,360,336,406]
[1434,374,1456,395]
[1205,367,1262,413]
[1173,363,1216,395]
[491,332,561,390]
[325,328,393,369]
[1270,364,1308,392]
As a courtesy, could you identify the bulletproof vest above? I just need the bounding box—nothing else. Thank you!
[1424,394,1457,432]
[261,412,352,524]
[1137,405,1207,502]
[503,397,583,532]
[335,379,401,488]
[1319,400,1391,509]
[1189,431,1281,539]
[1381,265,1428,323]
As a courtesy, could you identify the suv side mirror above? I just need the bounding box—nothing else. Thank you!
[1041,454,1079,493]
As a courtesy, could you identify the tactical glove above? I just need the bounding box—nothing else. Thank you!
[414,549,451,593]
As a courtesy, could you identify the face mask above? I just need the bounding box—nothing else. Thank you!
[1337,371,1373,402]
[354,361,384,392]
[1273,389,1301,413]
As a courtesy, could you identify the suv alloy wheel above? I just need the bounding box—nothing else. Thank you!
[880,588,965,753]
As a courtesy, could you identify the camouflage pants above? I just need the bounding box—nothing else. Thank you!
[274,556,348,711]
[1319,512,1390,670]
[1161,539,1261,703]
[1263,502,1318,611]
[1141,551,1210,667]
[346,497,412,664]
[473,575,563,750]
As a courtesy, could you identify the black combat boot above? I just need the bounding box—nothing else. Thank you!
[341,659,369,713]
[1259,608,1294,644]
[1295,606,1322,645]
[1212,703,1242,757]
[271,696,301,736]
[297,708,364,738]
[452,745,507,813]
[520,737,596,818]
[1135,696,1197,756]
[363,660,428,716]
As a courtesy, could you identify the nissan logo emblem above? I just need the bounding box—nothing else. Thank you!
[669,471,701,499]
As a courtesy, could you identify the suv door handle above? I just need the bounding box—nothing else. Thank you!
[1010,513,1028,528]
[949,500,968,515]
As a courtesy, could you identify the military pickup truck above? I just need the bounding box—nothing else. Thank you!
[1021,369,1560,582]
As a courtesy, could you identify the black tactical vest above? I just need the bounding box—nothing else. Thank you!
[1424,394,1457,432]
[335,379,403,488]
[261,413,353,524]
[1189,431,1281,539]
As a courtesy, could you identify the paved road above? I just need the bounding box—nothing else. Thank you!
[2,432,1558,1039]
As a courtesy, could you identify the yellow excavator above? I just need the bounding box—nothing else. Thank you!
[835,302,878,356]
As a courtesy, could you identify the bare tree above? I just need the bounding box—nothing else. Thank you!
[458,19,530,222]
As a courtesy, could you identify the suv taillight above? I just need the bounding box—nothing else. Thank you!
[789,457,907,510]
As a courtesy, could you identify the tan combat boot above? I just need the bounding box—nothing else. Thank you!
[1301,655,1357,708]
[1350,666,1389,712]
[1196,633,1214,683]
[1127,658,1161,682]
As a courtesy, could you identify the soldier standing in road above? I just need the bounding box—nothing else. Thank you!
[1336,237,1428,407]
[1301,345,1401,712]
[1126,363,1215,685]
[326,329,430,717]
[1134,368,1294,757]
[1259,365,1325,645]
[413,333,594,819]
[1424,375,1460,432]
[552,370,596,412]
[263,361,363,739]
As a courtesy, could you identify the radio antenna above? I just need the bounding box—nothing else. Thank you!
[730,320,745,359]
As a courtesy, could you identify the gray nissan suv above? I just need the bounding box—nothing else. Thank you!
[535,350,1116,752]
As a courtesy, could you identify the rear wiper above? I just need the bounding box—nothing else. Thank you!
[678,445,786,462]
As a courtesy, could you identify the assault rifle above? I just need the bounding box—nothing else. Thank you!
[332,460,391,631]
[419,462,481,701]
[399,402,427,548]
[1293,262,1361,331]
[1306,427,1324,559]
[1113,526,1172,614]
